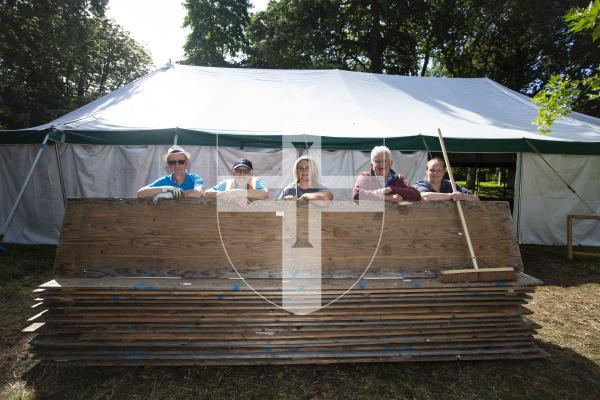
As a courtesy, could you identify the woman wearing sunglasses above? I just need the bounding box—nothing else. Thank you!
[137,145,205,201]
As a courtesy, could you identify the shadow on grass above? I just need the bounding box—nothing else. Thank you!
[521,245,600,287]
[20,341,600,400]
[0,244,55,285]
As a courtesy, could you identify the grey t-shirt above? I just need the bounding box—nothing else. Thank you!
[277,183,332,200]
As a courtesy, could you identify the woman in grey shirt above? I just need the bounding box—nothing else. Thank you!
[278,156,333,203]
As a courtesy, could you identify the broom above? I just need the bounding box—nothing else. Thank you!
[436,129,516,283]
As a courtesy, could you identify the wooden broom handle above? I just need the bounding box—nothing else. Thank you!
[437,128,479,270]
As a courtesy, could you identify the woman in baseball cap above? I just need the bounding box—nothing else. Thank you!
[204,158,269,207]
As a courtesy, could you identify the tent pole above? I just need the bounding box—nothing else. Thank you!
[0,133,50,242]
[54,141,67,206]
[515,153,524,243]
[419,135,433,159]
[524,139,596,215]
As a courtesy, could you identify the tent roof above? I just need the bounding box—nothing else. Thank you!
[3,64,600,153]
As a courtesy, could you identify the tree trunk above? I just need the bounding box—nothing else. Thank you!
[368,2,384,73]
[466,167,477,191]
[420,33,432,76]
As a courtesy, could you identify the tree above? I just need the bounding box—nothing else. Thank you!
[181,0,251,66]
[244,0,429,74]
[533,0,600,133]
[0,0,152,129]
[245,0,345,69]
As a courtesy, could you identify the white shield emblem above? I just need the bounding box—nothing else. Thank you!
[215,84,386,315]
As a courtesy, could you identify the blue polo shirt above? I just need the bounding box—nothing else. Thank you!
[149,171,204,190]
[413,179,471,194]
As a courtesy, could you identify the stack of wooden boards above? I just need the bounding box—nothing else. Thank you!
[25,198,546,365]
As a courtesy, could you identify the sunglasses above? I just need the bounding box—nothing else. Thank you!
[234,168,252,176]
[167,160,186,165]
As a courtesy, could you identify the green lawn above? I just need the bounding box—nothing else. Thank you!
[456,180,514,204]
[1,244,599,400]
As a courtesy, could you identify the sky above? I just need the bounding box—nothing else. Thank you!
[106,0,270,68]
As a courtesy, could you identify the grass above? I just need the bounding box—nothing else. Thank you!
[1,244,599,399]
[455,180,514,204]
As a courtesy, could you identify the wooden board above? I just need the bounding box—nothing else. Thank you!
[53,199,523,277]
[25,198,543,365]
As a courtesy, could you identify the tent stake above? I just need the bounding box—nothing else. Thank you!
[0,133,50,243]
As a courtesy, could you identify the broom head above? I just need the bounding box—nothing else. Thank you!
[438,267,517,283]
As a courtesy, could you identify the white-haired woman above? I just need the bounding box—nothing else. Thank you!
[278,156,333,202]
[353,146,421,202]
[414,158,479,201]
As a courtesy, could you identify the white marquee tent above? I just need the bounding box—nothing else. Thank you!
[1,64,599,245]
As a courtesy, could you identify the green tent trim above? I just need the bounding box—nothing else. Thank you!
[1,128,599,154]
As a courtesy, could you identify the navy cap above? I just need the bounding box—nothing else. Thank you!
[232,159,253,170]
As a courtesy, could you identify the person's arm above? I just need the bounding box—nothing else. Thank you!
[204,187,261,200]
[420,191,453,201]
[299,189,333,207]
[451,191,479,201]
[139,185,183,203]
[203,189,217,199]
[452,184,479,201]
[353,174,387,201]
[247,178,269,200]
[137,178,182,198]
[300,191,333,201]
[137,185,165,198]
[389,176,421,201]
[203,181,225,199]
[246,189,269,200]
[183,176,205,198]
[383,193,405,202]
[183,186,204,198]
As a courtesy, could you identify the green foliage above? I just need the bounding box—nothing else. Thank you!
[0,0,152,129]
[534,0,600,133]
[181,0,251,66]
[565,0,600,41]
[244,0,432,74]
[245,0,345,69]
[533,75,581,134]
[428,0,598,95]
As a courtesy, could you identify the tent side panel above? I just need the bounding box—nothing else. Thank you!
[516,153,600,246]
[0,144,64,243]
[0,144,427,244]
